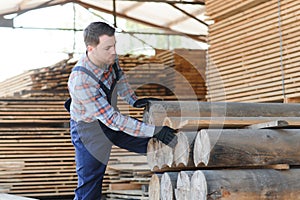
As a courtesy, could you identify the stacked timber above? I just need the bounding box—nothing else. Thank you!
[105,158,152,200]
[0,50,206,100]
[0,98,76,198]
[0,58,75,98]
[0,97,153,198]
[0,54,169,99]
[146,100,300,199]
[155,49,207,101]
[205,0,300,102]
[149,169,300,199]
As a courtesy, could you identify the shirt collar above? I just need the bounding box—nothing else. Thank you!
[83,52,111,75]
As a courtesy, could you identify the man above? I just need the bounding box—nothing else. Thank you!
[67,21,178,199]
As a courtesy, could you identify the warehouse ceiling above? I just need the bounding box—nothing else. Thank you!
[0,0,208,42]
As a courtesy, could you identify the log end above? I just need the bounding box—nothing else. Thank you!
[174,131,190,167]
[190,170,207,200]
[194,130,211,166]
[161,173,174,200]
[149,173,161,200]
[175,171,191,200]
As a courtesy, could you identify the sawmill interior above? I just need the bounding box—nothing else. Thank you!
[0,0,300,199]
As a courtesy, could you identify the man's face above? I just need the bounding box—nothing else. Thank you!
[88,35,116,66]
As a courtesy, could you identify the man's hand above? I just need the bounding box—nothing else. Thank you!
[133,97,162,108]
[153,126,178,148]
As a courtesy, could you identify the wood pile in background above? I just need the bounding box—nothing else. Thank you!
[0,58,75,98]
[0,98,76,197]
[205,0,300,102]
[156,49,207,101]
[0,51,206,101]
[0,97,155,199]
[145,100,300,199]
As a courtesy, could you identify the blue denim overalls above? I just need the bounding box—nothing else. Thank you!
[69,65,150,199]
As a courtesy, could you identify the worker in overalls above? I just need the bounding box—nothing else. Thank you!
[66,22,178,200]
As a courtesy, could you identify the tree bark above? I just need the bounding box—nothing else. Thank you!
[161,116,300,130]
[191,169,300,200]
[194,129,300,167]
[147,101,300,120]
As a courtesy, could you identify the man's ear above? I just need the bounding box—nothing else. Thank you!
[87,45,94,52]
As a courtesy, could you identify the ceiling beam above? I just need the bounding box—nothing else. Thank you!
[0,0,72,17]
[109,0,205,5]
[75,0,206,42]
[167,3,208,26]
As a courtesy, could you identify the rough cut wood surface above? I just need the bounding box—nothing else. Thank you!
[148,173,162,200]
[147,138,173,171]
[173,131,197,168]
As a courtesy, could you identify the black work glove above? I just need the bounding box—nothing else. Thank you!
[153,126,178,148]
[133,97,162,108]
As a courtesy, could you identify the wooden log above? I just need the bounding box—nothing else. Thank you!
[174,171,194,200]
[160,172,178,200]
[194,129,300,167]
[191,169,300,200]
[147,138,173,171]
[173,131,197,167]
[147,101,300,120]
[162,116,300,130]
[149,173,163,200]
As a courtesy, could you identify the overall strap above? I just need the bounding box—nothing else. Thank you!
[73,65,122,104]
[112,62,122,82]
[72,66,99,83]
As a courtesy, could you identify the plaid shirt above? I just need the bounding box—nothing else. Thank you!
[68,54,155,137]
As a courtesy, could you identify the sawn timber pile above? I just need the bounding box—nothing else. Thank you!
[0,97,154,198]
[205,0,300,102]
[0,50,206,101]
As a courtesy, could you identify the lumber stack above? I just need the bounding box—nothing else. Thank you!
[0,97,153,198]
[146,100,300,199]
[0,51,206,100]
[0,98,76,197]
[105,159,152,200]
[155,49,207,101]
[0,54,168,99]
[205,0,300,102]
[0,58,75,98]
